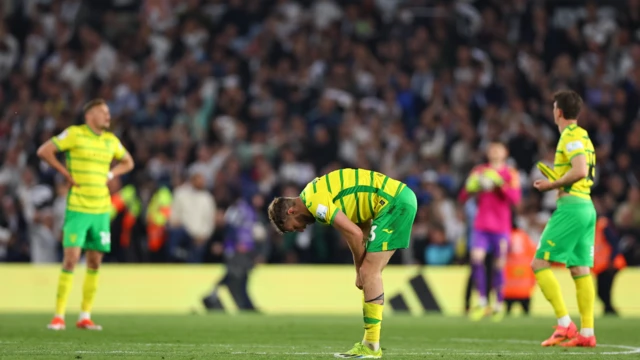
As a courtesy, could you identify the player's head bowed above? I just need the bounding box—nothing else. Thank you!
[268,196,314,234]
[268,197,295,234]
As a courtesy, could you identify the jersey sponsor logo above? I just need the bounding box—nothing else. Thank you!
[57,130,69,140]
[565,140,584,152]
[382,229,393,234]
[316,204,328,221]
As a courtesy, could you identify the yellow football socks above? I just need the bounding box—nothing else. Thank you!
[535,268,568,319]
[574,274,595,330]
[362,301,383,346]
[81,269,99,313]
[55,269,74,316]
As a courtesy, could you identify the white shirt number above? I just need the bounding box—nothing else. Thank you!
[100,232,111,245]
[369,225,378,242]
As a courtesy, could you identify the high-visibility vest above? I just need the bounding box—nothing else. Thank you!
[593,217,627,275]
[504,229,537,299]
[110,185,141,247]
[146,187,172,252]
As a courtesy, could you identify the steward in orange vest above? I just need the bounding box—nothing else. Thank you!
[593,216,626,316]
[504,227,537,315]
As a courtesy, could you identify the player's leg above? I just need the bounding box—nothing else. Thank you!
[464,270,473,314]
[77,213,111,330]
[597,269,617,315]
[335,249,394,359]
[532,204,578,346]
[561,205,597,347]
[469,230,489,320]
[521,298,531,315]
[505,299,513,315]
[360,250,395,348]
[490,233,509,321]
[48,211,86,330]
[335,188,417,359]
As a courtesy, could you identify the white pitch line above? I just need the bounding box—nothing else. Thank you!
[451,337,640,356]
[3,338,640,357]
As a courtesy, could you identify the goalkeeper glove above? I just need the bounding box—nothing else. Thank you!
[482,168,505,187]
[465,173,481,193]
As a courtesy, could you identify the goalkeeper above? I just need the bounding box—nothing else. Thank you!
[458,141,521,321]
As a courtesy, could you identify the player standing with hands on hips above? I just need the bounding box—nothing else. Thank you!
[38,99,134,330]
[458,141,521,321]
[532,90,597,347]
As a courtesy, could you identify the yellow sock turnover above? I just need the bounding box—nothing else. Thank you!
[574,274,595,331]
[55,269,74,316]
[535,268,568,319]
[81,269,100,314]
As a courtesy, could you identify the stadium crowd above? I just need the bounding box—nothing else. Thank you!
[0,0,638,266]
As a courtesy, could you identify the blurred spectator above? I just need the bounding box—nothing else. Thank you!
[167,169,216,263]
[615,186,640,230]
[424,223,454,266]
[203,190,266,311]
[0,196,29,262]
[0,0,637,266]
[504,224,537,316]
[29,207,59,263]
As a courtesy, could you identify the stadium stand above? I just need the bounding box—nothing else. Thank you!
[0,0,638,266]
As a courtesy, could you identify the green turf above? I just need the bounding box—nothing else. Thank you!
[0,314,638,359]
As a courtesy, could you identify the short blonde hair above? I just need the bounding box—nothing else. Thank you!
[83,98,107,114]
[267,197,297,234]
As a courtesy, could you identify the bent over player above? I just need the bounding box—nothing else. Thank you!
[268,168,417,359]
[532,90,597,347]
[37,99,134,330]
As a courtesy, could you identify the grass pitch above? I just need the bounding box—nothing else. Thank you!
[0,314,638,359]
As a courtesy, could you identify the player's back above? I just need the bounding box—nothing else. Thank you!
[554,125,595,200]
[300,168,405,225]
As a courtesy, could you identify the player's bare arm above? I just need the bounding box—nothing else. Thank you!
[333,211,365,270]
[109,151,135,180]
[534,154,588,192]
[37,140,76,186]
